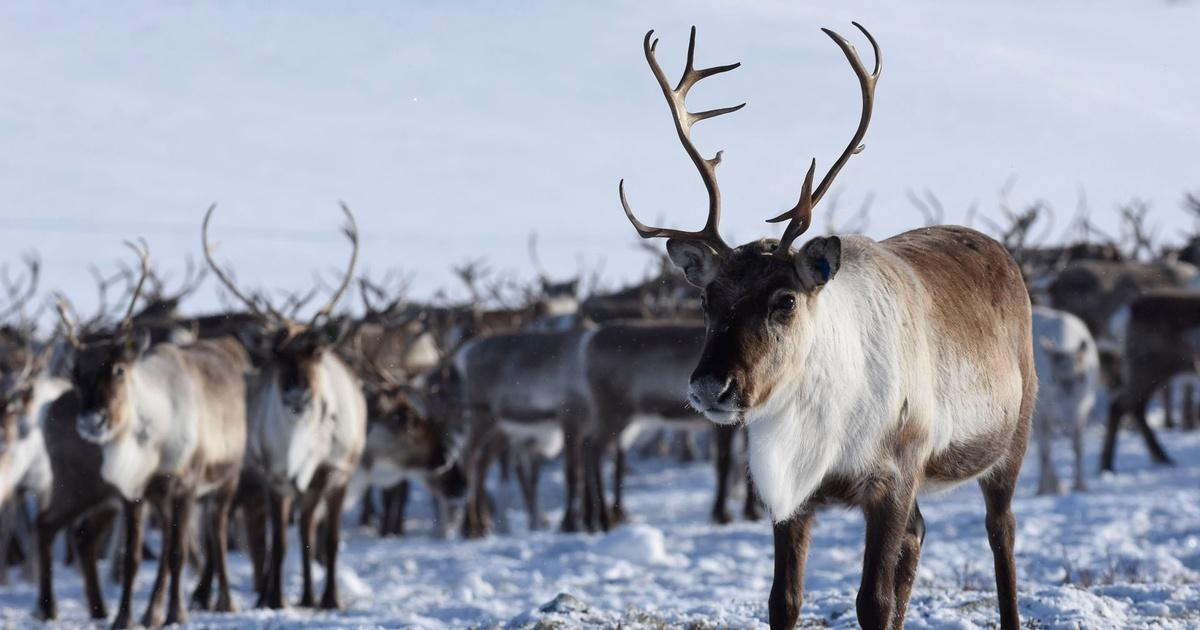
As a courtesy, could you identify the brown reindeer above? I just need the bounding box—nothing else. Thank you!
[617,25,1034,629]
[63,240,252,629]
[581,320,761,531]
[203,203,366,611]
[1101,289,1200,471]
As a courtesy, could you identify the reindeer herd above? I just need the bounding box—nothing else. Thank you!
[0,21,1196,630]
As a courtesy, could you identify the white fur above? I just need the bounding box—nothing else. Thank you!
[0,376,69,506]
[247,352,366,494]
[1032,305,1099,494]
[92,350,199,500]
[744,239,1025,521]
[498,419,563,459]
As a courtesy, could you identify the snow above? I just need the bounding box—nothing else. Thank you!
[1,1,1199,317]
[1,424,1197,628]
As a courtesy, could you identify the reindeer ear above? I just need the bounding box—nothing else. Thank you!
[795,236,841,289]
[666,239,721,288]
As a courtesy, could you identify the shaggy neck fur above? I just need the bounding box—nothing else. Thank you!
[745,241,914,522]
[98,352,195,500]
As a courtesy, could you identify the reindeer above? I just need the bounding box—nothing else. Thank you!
[1031,306,1099,494]
[203,203,366,610]
[581,320,761,531]
[62,240,252,628]
[1101,290,1200,472]
[453,327,594,536]
[0,332,121,622]
[617,25,1034,629]
[351,359,467,538]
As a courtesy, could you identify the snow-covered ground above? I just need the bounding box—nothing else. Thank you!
[2,424,1197,629]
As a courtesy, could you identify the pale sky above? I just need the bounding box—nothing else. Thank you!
[1,0,1197,318]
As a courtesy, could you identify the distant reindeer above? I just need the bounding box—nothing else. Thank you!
[453,328,594,536]
[352,361,467,537]
[1102,290,1200,472]
[203,204,366,610]
[617,24,1034,629]
[1031,306,1099,494]
[63,241,252,628]
[581,320,760,530]
[0,331,119,622]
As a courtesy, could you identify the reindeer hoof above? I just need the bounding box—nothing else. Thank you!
[139,611,163,628]
[165,607,188,627]
[320,592,342,610]
[712,509,734,525]
[190,591,212,611]
[110,616,132,630]
[609,507,630,525]
[214,595,238,614]
[298,592,317,608]
[32,603,56,622]
[744,506,763,522]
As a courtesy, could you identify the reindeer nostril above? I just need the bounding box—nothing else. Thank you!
[716,377,737,404]
[690,374,738,409]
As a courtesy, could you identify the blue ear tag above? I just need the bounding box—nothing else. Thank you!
[816,258,831,282]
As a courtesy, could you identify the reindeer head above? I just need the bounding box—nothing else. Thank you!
[203,203,359,423]
[619,25,880,425]
[1039,336,1092,397]
[62,241,155,444]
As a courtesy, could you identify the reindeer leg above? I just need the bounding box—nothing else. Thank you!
[1100,396,1123,473]
[560,428,582,533]
[163,493,194,626]
[139,498,172,629]
[259,491,290,609]
[358,486,376,528]
[297,487,321,607]
[1071,420,1087,492]
[1036,412,1061,495]
[711,424,735,524]
[463,429,503,539]
[212,483,239,612]
[589,438,611,532]
[610,444,629,525]
[108,500,145,629]
[75,507,116,620]
[980,465,1021,630]
[891,501,925,628]
[34,511,66,621]
[319,483,348,610]
[1133,403,1173,465]
[239,483,268,598]
[856,477,915,630]
[189,504,215,611]
[769,509,815,630]
[743,467,764,521]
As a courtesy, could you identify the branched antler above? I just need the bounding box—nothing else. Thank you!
[620,26,745,255]
[768,23,881,255]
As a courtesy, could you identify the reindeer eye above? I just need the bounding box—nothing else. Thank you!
[773,294,797,314]
[114,365,125,377]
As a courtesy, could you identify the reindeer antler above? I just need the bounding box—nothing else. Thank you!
[619,26,745,255]
[307,202,360,328]
[120,238,152,331]
[768,23,881,255]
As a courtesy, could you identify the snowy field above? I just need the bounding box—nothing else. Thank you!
[2,424,1197,629]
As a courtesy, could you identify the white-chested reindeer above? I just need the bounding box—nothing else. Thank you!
[203,204,366,610]
[63,240,252,629]
[618,25,1035,629]
[1032,305,1099,495]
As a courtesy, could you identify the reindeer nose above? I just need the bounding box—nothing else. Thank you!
[688,373,737,409]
